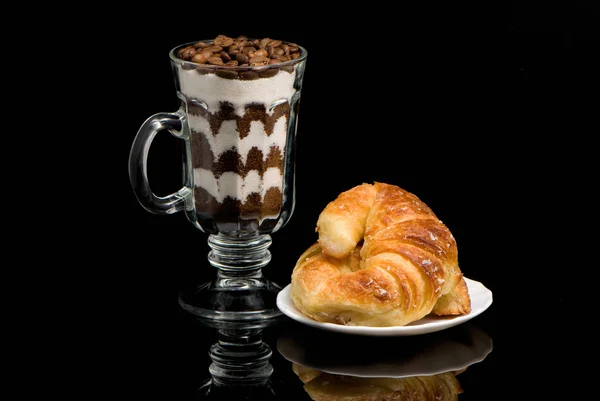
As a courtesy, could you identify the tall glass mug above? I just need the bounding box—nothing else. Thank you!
[129,35,307,320]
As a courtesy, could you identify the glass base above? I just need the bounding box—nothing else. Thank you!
[178,277,283,321]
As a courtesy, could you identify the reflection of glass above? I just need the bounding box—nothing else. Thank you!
[195,318,280,400]
[278,323,493,400]
[128,38,307,321]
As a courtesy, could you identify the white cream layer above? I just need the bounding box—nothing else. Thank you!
[178,67,296,116]
[193,167,283,203]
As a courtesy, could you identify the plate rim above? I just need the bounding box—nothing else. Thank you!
[276,276,493,336]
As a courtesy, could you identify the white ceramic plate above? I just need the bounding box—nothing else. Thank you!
[276,277,493,336]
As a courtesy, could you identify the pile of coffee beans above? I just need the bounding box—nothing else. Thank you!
[175,34,303,67]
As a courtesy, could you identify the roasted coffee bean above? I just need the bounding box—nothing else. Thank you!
[203,45,223,54]
[207,55,225,65]
[272,54,291,61]
[220,51,231,62]
[215,69,238,79]
[227,44,241,54]
[214,35,234,47]
[259,67,279,78]
[239,70,259,80]
[191,53,208,64]
[253,48,268,58]
[195,66,212,75]
[200,49,213,60]
[174,34,305,79]
[259,38,271,49]
[178,46,196,60]
[249,56,268,66]
[236,53,249,64]
[268,39,282,48]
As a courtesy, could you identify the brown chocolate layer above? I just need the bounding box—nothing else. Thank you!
[194,187,282,221]
[191,132,283,178]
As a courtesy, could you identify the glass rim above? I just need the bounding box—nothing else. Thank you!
[169,39,307,71]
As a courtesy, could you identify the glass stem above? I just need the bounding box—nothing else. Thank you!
[178,233,282,319]
[208,234,272,280]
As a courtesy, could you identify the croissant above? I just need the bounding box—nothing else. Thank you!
[292,364,464,401]
[290,182,471,327]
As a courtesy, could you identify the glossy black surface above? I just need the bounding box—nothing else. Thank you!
[113,307,496,400]
[65,4,598,400]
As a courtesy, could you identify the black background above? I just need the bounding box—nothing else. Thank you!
[27,2,599,399]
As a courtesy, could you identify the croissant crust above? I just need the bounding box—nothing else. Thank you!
[290,182,471,327]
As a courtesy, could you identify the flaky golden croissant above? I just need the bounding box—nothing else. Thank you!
[292,363,464,401]
[290,182,471,327]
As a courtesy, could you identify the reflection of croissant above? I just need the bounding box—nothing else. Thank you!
[291,182,471,326]
[292,364,464,401]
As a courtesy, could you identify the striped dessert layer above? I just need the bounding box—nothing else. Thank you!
[175,63,300,228]
[194,186,282,221]
[186,100,289,222]
[188,100,289,176]
[191,133,283,176]
[186,99,290,139]
[193,168,283,204]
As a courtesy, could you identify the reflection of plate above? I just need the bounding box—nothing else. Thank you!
[277,322,493,378]
[276,277,493,336]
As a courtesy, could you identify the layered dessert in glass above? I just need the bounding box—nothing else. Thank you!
[170,34,307,236]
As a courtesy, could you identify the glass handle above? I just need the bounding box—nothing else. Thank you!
[128,111,191,215]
